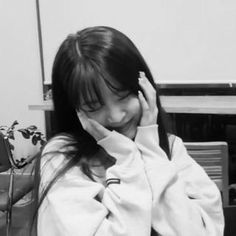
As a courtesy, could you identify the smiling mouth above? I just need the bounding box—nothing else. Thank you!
[107,120,133,133]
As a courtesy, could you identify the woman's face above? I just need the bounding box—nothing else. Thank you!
[79,81,142,140]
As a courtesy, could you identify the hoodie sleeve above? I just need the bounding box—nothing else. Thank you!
[38,132,152,236]
[135,125,224,236]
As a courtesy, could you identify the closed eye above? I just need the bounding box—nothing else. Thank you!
[117,91,132,101]
[80,107,101,113]
[80,101,103,113]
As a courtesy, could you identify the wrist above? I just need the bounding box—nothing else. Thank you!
[135,124,160,145]
[98,131,138,165]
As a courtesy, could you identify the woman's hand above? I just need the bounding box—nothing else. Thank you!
[138,72,158,126]
[76,111,111,141]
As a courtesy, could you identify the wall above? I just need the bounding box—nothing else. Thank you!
[0,1,45,133]
[39,0,236,85]
[0,0,235,134]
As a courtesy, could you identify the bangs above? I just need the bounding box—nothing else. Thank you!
[69,59,137,111]
[71,61,105,110]
[103,78,129,95]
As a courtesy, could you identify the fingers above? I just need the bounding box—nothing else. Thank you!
[76,111,110,141]
[138,72,158,126]
[87,118,110,139]
[138,90,149,112]
[77,111,88,130]
[138,72,156,108]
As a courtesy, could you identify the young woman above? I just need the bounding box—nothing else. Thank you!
[34,26,224,236]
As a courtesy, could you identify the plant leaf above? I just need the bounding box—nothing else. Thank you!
[32,135,38,145]
[35,131,42,135]
[9,143,14,150]
[18,129,30,139]
[10,120,19,130]
[40,139,46,146]
[12,120,19,126]
[27,125,37,131]
[8,131,15,140]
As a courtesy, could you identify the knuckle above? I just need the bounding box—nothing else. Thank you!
[151,88,156,96]
[153,107,158,114]
[150,97,156,104]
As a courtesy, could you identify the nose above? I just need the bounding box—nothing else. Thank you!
[106,106,126,125]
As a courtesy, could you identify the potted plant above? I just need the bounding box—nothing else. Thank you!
[0,120,46,168]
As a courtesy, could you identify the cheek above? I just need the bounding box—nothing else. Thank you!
[127,97,142,119]
[86,112,106,126]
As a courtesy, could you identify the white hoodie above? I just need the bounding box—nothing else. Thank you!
[38,125,224,236]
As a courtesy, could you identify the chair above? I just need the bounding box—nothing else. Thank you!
[0,131,39,236]
[223,206,236,236]
[184,141,229,206]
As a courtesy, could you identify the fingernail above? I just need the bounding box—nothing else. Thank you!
[138,77,143,83]
[139,71,145,78]
[138,90,142,96]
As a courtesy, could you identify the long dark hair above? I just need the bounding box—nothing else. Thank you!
[52,26,170,155]
[32,26,171,235]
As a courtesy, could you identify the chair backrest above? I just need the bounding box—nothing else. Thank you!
[184,141,229,206]
[0,131,12,172]
[223,206,236,236]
